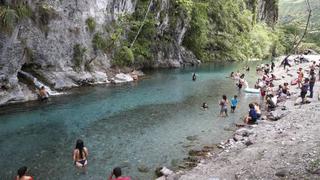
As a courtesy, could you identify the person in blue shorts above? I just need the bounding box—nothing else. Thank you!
[230,95,238,113]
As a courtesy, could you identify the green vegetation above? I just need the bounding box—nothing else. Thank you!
[279,0,320,53]
[86,17,96,32]
[87,0,288,67]
[92,33,108,51]
[73,44,87,70]
[0,6,18,33]
[182,0,284,61]
[113,46,134,66]
[0,3,32,33]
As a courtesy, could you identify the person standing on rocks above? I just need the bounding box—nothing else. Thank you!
[309,70,316,98]
[219,95,229,117]
[297,68,304,88]
[300,78,309,104]
[271,61,275,72]
[281,56,291,70]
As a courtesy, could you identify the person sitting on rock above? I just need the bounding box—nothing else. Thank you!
[109,167,131,180]
[38,86,49,100]
[244,103,258,124]
[16,166,33,180]
[253,102,261,119]
[282,83,290,96]
[266,94,276,111]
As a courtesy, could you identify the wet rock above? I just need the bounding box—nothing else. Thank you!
[275,169,289,177]
[311,168,320,175]
[155,167,164,177]
[245,140,253,146]
[184,156,200,163]
[233,134,244,142]
[161,167,173,176]
[119,161,131,168]
[155,176,166,180]
[186,135,198,141]
[137,164,149,173]
[188,149,206,156]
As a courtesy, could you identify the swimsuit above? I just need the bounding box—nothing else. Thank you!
[77,159,87,167]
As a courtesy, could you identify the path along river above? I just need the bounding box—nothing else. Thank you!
[0,61,265,179]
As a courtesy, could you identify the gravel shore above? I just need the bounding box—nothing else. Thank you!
[169,55,320,180]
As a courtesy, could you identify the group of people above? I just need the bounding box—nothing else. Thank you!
[16,139,131,180]
[220,55,319,125]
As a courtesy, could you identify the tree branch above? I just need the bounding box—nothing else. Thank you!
[285,0,312,58]
[130,0,153,49]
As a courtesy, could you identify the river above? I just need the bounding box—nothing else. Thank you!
[0,61,265,179]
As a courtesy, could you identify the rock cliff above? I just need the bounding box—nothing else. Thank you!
[0,0,278,105]
[0,0,199,105]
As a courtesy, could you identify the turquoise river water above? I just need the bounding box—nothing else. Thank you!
[0,62,265,179]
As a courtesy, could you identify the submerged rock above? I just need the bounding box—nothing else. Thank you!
[186,135,198,141]
[137,164,150,173]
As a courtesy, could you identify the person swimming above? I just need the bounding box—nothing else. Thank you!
[201,102,209,110]
[109,167,131,180]
[192,73,196,81]
[16,166,33,180]
[73,139,89,168]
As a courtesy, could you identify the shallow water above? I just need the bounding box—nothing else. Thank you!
[0,62,264,179]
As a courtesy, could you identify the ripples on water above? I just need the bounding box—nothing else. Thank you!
[0,61,266,179]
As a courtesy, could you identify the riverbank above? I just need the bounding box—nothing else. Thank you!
[0,67,145,106]
[164,55,320,179]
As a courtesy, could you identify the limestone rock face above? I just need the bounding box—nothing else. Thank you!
[258,0,279,26]
[0,0,200,105]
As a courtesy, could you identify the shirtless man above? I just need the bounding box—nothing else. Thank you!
[38,86,49,100]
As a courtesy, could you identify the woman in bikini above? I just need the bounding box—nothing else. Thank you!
[73,139,89,168]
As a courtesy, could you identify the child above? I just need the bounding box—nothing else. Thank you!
[219,95,229,117]
[230,95,238,113]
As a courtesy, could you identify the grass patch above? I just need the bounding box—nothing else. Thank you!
[86,17,96,33]
[73,44,87,70]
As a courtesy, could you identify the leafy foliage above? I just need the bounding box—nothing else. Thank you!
[113,46,134,67]
[92,33,108,51]
[279,0,320,53]
[86,17,96,33]
[0,6,18,33]
[73,44,87,70]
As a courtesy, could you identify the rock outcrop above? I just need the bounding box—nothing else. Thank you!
[0,0,199,105]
